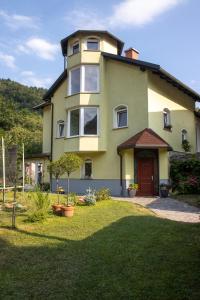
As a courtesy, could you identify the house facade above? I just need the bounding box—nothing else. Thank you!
[36,30,200,196]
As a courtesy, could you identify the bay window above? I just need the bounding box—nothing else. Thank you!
[68,107,98,137]
[69,65,99,95]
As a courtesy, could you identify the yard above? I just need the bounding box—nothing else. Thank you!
[0,194,200,299]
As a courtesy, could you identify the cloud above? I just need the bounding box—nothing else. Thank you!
[65,0,185,29]
[20,70,53,88]
[18,38,59,60]
[0,10,39,30]
[65,10,105,30]
[0,52,16,69]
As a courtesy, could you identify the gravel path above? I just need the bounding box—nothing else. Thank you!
[113,196,200,223]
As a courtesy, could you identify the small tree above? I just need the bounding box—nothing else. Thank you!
[182,140,191,152]
[47,160,65,203]
[61,153,83,205]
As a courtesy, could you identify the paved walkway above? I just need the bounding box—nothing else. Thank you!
[113,196,200,223]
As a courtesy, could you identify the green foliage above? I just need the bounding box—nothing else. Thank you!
[84,188,96,206]
[27,189,50,222]
[0,79,45,154]
[170,159,200,194]
[95,188,111,201]
[60,153,83,176]
[47,160,66,179]
[64,193,78,206]
[182,140,191,152]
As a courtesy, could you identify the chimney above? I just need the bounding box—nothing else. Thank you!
[124,47,139,60]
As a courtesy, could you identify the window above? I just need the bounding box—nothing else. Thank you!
[69,65,99,95]
[70,109,80,136]
[57,121,65,138]
[84,159,92,179]
[71,41,79,55]
[182,129,187,142]
[68,107,98,137]
[86,38,99,51]
[163,108,171,129]
[70,67,81,94]
[84,65,99,92]
[84,107,98,135]
[114,105,128,128]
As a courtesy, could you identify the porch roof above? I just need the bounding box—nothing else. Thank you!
[117,128,173,151]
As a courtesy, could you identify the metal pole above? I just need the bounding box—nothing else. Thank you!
[22,143,25,194]
[2,137,6,203]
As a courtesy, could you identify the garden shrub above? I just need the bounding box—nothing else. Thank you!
[95,188,111,201]
[84,188,96,206]
[170,159,200,194]
[26,189,50,222]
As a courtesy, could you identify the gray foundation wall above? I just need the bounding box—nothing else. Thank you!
[52,179,131,197]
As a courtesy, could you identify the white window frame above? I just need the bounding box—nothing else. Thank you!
[68,65,100,96]
[67,107,99,138]
[56,120,65,138]
[181,129,188,142]
[82,158,93,179]
[163,108,171,128]
[85,37,100,51]
[70,40,80,55]
[113,105,128,129]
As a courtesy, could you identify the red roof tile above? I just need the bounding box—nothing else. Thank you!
[117,128,172,151]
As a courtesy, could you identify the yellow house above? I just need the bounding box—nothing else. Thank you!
[36,30,200,196]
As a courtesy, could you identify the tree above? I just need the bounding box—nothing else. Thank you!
[47,160,66,203]
[61,153,83,205]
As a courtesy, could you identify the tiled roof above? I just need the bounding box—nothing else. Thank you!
[117,128,173,151]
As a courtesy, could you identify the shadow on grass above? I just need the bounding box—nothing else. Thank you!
[0,216,200,300]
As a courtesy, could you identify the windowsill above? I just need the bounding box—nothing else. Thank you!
[68,52,80,58]
[64,135,99,139]
[56,136,65,139]
[113,126,128,130]
[84,50,101,52]
[81,177,93,180]
[163,126,172,132]
[65,92,100,98]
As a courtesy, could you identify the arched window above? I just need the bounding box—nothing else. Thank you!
[86,37,99,51]
[114,105,128,128]
[163,108,171,129]
[84,159,92,179]
[57,120,65,138]
[181,129,187,142]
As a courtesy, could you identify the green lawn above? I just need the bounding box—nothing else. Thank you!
[0,197,200,300]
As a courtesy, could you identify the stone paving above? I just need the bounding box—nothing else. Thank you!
[113,196,200,223]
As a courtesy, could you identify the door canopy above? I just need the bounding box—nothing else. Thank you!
[117,128,172,151]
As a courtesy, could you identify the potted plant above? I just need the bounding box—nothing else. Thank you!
[127,183,139,197]
[160,183,171,198]
[48,159,66,215]
[59,153,83,217]
[61,193,78,217]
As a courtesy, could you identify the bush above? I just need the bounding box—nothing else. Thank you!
[64,193,78,206]
[95,188,111,201]
[26,189,50,222]
[170,159,200,194]
[84,195,96,206]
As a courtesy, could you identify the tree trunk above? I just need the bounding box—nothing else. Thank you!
[67,174,70,206]
[56,178,59,204]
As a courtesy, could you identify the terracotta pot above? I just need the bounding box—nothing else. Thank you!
[52,204,63,215]
[61,206,74,217]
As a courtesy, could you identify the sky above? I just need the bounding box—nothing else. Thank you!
[0,0,200,94]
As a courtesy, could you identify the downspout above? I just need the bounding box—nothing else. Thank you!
[117,150,123,196]
[50,102,54,191]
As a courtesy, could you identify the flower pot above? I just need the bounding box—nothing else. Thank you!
[52,204,63,215]
[160,189,169,198]
[129,189,137,198]
[61,206,74,217]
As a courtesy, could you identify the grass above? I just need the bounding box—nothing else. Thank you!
[172,194,200,208]
[0,192,200,299]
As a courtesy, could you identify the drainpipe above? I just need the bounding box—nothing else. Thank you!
[117,150,123,196]
[50,102,54,191]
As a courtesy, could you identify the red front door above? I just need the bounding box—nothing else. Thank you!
[137,158,154,196]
